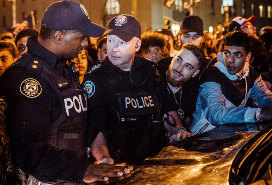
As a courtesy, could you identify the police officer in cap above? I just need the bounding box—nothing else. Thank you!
[84,14,192,164]
[0,1,131,184]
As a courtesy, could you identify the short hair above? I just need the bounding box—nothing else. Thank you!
[97,36,107,50]
[221,31,252,53]
[215,37,224,52]
[39,25,78,41]
[39,25,55,40]
[15,29,39,45]
[0,41,16,58]
[182,43,207,71]
[155,29,174,39]
[138,32,168,55]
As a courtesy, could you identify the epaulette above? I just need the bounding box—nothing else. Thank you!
[7,53,43,75]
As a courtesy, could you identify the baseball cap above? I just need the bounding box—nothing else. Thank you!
[228,16,256,32]
[104,14,141,42]
[180,16,204,36]
[41,0,105,37]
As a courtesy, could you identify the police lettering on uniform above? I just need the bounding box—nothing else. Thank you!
[0,1,131,185]
[84,14,191,164]
[125,96,154,109]
[64,94,87,116]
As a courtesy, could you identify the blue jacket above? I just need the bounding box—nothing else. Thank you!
[190,53,272,134]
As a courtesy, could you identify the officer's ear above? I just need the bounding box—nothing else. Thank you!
[135,39,141,52]
[53,31,64,43]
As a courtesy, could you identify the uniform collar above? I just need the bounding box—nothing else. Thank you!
[27,38,59,70]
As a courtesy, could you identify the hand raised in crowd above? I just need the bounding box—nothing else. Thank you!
[83,163,133,184]
[260,106,272,121]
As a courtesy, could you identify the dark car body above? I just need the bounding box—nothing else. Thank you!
[109,125,272,185]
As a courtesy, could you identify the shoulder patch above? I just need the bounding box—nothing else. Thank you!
[20,78,42,98]
[83,81,95,98]
[91,63,102,72]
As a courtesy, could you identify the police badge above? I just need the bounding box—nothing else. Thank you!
[20,78,42,98]
[114,15,127,27]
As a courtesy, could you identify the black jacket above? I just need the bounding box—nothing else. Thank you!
[0,39,89,184]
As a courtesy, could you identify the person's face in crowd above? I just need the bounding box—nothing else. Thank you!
[0,49,15,75]
[180,32,203,46]
[61,31,88,59]
[216,24,223,32]
[16,36,29,57]
[166,48,200,87]
[77,50,88,76]
[72,49,88,75]
[240,22,256,36]
[203,32,214,48]
[107,34,141,71]
[1,32,14,44]
[98,42,107,61]
[141,46,163,63]
[223,45,251,75]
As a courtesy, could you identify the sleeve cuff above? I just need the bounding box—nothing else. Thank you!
[244,108,259,122]
[255,108,262,122]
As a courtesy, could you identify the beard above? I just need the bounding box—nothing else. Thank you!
[166,69,184,87]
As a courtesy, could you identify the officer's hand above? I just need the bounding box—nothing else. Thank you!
[260,106,272,121]
[83,163,133,184]
[169,130,193,143]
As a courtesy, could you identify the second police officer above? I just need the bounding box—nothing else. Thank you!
[84,14,192,164]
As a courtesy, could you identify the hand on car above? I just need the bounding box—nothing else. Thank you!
[169,129,194,143]
[83,163,133,184]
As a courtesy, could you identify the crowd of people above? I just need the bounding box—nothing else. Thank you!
[0,0,272,184]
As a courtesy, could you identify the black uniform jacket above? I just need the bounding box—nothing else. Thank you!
[0,39,89,183]
[84,56,177,130]
[83,56,178,163]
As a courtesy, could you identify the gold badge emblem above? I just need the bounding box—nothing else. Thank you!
[20,78,42,98]
[114,15,127,27]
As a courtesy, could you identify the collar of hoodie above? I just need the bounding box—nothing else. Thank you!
[214,52,250,81]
